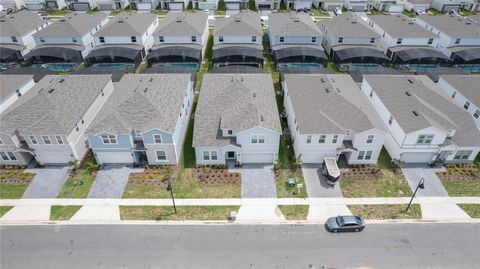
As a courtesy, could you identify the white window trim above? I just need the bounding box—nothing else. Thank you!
[306,135,312,144]
[101,134,117,144]
[29,135,38,145]
[153,134,162,144]
[357,151,365,160]
[251,135,265,144]
[42,135,51,144]
[318,134,326,144]
[156,150,167,162]
[6,151,17,161]
[202,151,218,161]
[55,135,64,145]
[366,135,374,144]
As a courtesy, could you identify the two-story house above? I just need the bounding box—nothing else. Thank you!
[255,0,280,10]
[366,14,450,72]
[128,0,160,10]
[283,0,313,10]
[416,14,480,73]
[437,75,480,129]
[87,74,194,165]
[212,11,264,68]
[0,0,23,10]
[430,0,463,12]
[343,0,370,11]
[268,12,327,69]
[192,0,219,9]
[404,0,432,12]
[313,0,343,11]
[94,0,129,10]
[85,13,157,71]
[193,74,281,164]
[372,0,405,13]
[319,12,389,71]
[0,10,49,66]
[24,0,67,10]
[158,0,189,10]
[282,74,386,164]
[0,75,35,114]
[0,75,113,165]
[27,13,108,68]
[148,12,208,72]
[361,75,480,164]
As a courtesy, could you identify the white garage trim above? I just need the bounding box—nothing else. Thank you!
[241,153,274,163]
[96,152,133,164]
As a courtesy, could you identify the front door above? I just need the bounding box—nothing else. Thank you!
[227,151,236,159]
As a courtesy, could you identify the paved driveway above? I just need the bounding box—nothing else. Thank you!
[22,166,72,198]
[88,166,139,199]
[302,164,343,198]
[230,164,277,198]
[401,164,449,197]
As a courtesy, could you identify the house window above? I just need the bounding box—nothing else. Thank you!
[455,38,461,45]
[370,37,375,44]
[388,115,393,125]
[0,152,9,161]
[279,36,284,43]
[30,136,38,144]
[396,38,402,44]
[40,37,45,43]
[416,134,434,144]
[318,135,326,144]
[11,36,17,42]
[365,151,373,160]
[99,36,105,43]
[227,130,233,135]
[211,151,217,160]
[252,36,256,42]
[464,101,471,110]
[366,135,374,144]
[72,37,77,43]
[154,134,162,144]
[474,109,480,119]
[156,151,167,161]
[338,37,343,43]
[159,36,164,42]
[258,135,265,144]
[451,91,456,99]
[357,151,365,160]
[191,36,196,42]
[427,38,433,45]
[203,151,210,160]
[453,150,472,160]
[306,135,312,144]
[332,135,338,143]
[101,134,117,144]
[311,36,316,43]
[219,36,224,42]
[345,129,351,135]
[203,151,217,161]
[42,136,51,144]
[251,135,265,144]
[131,36,136,43]
[56,135,64,144]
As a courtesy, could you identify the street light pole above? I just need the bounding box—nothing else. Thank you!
[406,177,425,212]
[166,177,177,214]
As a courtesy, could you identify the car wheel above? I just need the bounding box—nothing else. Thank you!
[333,229,338,233]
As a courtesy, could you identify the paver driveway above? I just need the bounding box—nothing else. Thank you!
[302,164,343,198]
[401,164,449,197]
[230,164,277,198]
[22,166,72,198]
[88,166,140,199]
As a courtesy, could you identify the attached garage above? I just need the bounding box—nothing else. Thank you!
[226,3,240,9]
[96,152,133,164]
[241,153,274,163]
[70,2,90,11]
[36,153,74,164]
[400,152,435,163]
[300,153,336,164]
[168,2,184,10]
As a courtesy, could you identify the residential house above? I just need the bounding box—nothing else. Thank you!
[404,0,432,12]
[86,12,158,70]
[192,0,219,9]
[87,74,194,165]
[464,0,480,11]
[467,14,480,24]
[23,0,67,10]
[212,11,264,68]
[416,14,480,73]
[193,74,281,164]
[343,0,370,11]
[282,74,386,164]
[65,0,98,10]
[319,12,389,70]
[158,0,189,10]
[313,0,343,10]
[0,0,23,10]
[224,0,248,11]
[128,0,160,10]
[95,0,129,10]
[148,12,208,71]
[437,75,480,129]
[283,0,313,10]
[0,10,49,65]
[366,14,450,72]
[0,75,113,165]
[430,0,463,12]
[0,75,35,114]
[372,0,405,13]
[255,0,280,10]
[268,12,327,68]
[27,13,108,65]
[361,75,480,163]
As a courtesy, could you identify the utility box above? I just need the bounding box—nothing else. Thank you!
[286,178,296,188]
[229,211,237,221]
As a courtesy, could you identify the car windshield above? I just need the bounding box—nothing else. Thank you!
[336,216,357,226]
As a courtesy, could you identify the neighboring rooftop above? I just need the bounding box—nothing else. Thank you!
[268,12,321,37]
[193,74,281,147]
[0,75,111,135]
[363,75,480,147]
[439,75,480,107]
[0,10,46,37]
[0,75,34,104]
[34,13,107,37]
[417,14,480,39]
[214,10,262,36]
[368,14,436,38]
[94,12,157,37]
[154,12,208,36]
[87,74,192,135]
[283,74,385,134]
[320,12,380,38]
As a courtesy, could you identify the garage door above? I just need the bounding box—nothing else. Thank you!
[226,3,240,9]
[242,153,274,163]
[351,5,366,12]
[168,2,184,10]
[36,153,74,164]
[387,5,404,13]
[96,152,133,164]
[72,3,90,11]
[301,153,336,163]
[400,152,434,163]
[26,3,45,10]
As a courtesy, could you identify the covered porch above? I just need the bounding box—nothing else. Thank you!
[147,44,202,69]
[450,47,480,73]
[84,44,144,67]
[25,44,84,63]
[212,44,264,68]
[331,45,390,65]
[272,44,328,67]
[0,44,26,63]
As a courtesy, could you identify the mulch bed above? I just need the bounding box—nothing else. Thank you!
[194,165,240,185]
[0,166,35,185]
[128,165,178,186]
[437,164,480,180]
[341,165,384,179]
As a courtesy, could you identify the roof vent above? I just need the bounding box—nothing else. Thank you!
[407,78,414,84]
[58,78,65,83]
[325,88,330,93]
[144,87,148,93]
[149,77,153,82]
[466,22,471,25]
[336,87,341,93]
[0,20,5,22]
[118,20,124,23]
[234,16,241,22]
[320,78,325,83]
[405,91,411,96]
[59,19,66,22]
[48,88,55,94]
[260,115,264,122]
[412,110,419,116]
[293,16,300,22]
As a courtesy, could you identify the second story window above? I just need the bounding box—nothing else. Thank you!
[72,37,77,43]
[417,134,434,144]
[279,36,284,43]
[396,38,402,44]
[332,135,338,143]
[427,38,433,45]
[306,135,312,144]
[219,36,224,42]
[370,37,375,44]
[99,37,105,43]
[191,36,196,42]
[56,135,64,144]
[252,36,256,42]
[251,135,265,144]
[455,38,461,45]
[11,36,17,42]
[311,36,316,43]
[30,136,38,144]
[101,134,117,144]
[318,135,326,144]
[131,36,137,43]
[338,37,343,43]
[40,37,45,43]
[154,134,162,144]
[366,135,374,144]
[464,101,471,110]
[42,136,51,144]
[473,109,480,119]
[159,36,164,42]
[227,130,233,135]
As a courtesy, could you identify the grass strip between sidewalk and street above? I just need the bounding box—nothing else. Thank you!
[120,206,240,221]
[458,204,480,218]
[0,206,13,217]
[278,205,309,220]
[50,206,82,221]
[348,204,422,220]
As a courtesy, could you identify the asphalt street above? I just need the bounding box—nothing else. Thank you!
[1,223,479,269]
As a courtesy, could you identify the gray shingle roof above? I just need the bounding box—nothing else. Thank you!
[0,75,111,135]
[268,12,321,37]
[417,14,480,39]
[439,75,480,107]
[283,74,385,134]
[34,13,107,37]
[87,74,192,135]
[368,14,436,38]
[193,74,281,147]
[94,12,157,37]
[0,10,47,37]
[320,12,380,38]
[214,10,262,36]
[363,75,480,147]
[0,75,34,104]
[154,12,208,36]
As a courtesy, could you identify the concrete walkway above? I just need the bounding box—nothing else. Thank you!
[1,205,50,221]
[307,204,352,221]
[302,164,343,198]
[401,164,449,197]
[421,203,471,220]
[71,205,120,221]
[22,167,72,198]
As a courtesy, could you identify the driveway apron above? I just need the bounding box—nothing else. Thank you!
[22,166,72,198]
[302,164,343,198]
[229,164,277,198]
[88,166,140,199]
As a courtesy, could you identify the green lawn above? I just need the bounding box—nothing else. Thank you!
[348,204,422,219]
[0,206,13,217]
[310,7,330,17]
[474,153,480,169]
[458,204,480,218]
[428,9,443,15]
[0,184,30,199]
[120,206,240,221]
[57,152,98,198]
[440,179,480,197]
[278,205,309,220]
[50,206,82,221]
[403,10,416,18]
[44,8,69,16]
